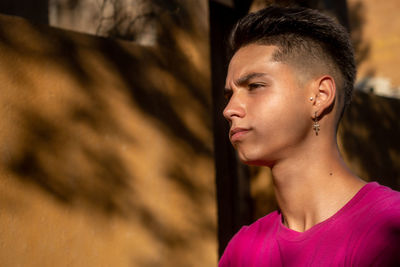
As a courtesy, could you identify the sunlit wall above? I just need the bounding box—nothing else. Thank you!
[0,1,217,266]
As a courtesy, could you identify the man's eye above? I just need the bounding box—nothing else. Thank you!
[248,83,264,90]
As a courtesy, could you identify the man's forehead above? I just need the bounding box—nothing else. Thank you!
[227,45,278,72]
[225,45,280,88]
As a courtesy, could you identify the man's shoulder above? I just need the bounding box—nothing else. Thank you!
[365,182,400,212]
[219,210,280,266]
[373,183,400,223]
[355,182,400,234]
[351,183,400,265]
[247,210,280,231]
[231,210,280,242]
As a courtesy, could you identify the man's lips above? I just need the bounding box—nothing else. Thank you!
[230,127,251,141]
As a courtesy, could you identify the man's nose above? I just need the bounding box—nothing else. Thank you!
[223,93,246,123]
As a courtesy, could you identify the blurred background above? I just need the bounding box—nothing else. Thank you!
[0,0,398,266]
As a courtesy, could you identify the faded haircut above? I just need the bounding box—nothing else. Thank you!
[229,6,356,120]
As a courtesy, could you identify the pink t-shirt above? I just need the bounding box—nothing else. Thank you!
[219,182,400,266]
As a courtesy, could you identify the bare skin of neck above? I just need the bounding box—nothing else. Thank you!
[270,134,366,233]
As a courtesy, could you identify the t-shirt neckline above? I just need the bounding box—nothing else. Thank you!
[277,182,379,241]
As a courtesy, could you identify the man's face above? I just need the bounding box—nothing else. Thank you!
[223,44,312,166]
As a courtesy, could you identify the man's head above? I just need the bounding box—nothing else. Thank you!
[223,6,356,165]
[228,6,356,121]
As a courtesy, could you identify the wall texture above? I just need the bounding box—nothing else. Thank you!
[348,0,400,95]
[0,0,216,265]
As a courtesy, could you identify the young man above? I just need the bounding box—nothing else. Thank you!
[220,6,400,266]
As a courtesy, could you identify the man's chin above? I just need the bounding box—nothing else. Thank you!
[237,152,271,167]
[242,159,273,167]
[237,151,274,167]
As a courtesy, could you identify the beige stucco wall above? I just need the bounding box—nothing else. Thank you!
[348,0,400,86]
[0,1,217,265]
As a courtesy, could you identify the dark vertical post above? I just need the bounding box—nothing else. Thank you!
[209,0,253,258]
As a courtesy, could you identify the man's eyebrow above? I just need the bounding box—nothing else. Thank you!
[224,72,268,92]
[235,72,268,86]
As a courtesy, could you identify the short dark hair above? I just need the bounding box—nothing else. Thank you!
[229,6,356,119]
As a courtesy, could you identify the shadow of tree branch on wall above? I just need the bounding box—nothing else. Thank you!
[0,18,137,217]
[0,1,215,265]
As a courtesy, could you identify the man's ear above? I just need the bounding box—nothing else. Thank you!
[313,75,336,117]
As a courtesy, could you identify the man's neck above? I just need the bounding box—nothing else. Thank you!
[270,141,365,232]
